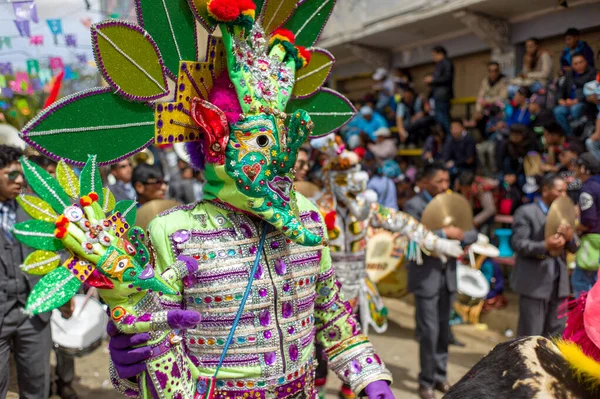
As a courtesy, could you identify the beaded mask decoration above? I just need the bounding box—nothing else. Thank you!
[19,0,355,247]
[13,155,176,315]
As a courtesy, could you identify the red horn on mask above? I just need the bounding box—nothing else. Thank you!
[191,97,230,165]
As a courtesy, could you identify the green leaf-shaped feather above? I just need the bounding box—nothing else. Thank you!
[284,0,336,47]
[135,0,198,78]
[286,88,356,138]
[103,188,116,213]
[20,157,72,213]
[261,0,298,34]
[188,0,217,33]
[80,155,104,207]
[16,195,57,222]
[114,200,137,228]
[21,250,61,275]
[20,88,155,167]
[92,21,169,101]
[25,267,82,315]
[292,49,334,98]
[12,220,64,251]
[57,160,80,199]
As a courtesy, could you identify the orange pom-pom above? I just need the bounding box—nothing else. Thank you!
[271,28,296,44]
[55,215,69,227]
[89,192,99,202]
[54,226,67,239]
[296,46,312,68]
[80,196,92,207]
[207,0,242,22]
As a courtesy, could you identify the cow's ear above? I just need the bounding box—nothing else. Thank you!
[191,97,230,165]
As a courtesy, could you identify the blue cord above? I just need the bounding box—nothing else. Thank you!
[214,221,269,376]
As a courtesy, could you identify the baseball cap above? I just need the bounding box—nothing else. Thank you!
[372,67,388,81]
[577,152,600,174]
[360,106,373,116]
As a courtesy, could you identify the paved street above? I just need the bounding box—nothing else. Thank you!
[8,297,505,399]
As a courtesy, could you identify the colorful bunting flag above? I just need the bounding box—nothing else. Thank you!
[65,34,77,48]
[0,75,6,89]
[27,59,40,75]
[46,19,62,35]
[38,68,52,85]
[1,88,14,99]
[13,1,39,23]
[14,20,31,37]
[0,63,13,76]
[49,57,64,70]
[29,35,44,46]
[0,37,12,50]
[75,53,87,65]
[10,72,32,95]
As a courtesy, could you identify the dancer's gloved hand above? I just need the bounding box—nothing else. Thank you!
[434,238,463,262]
[364,380,395,399]
[107,320,151,379]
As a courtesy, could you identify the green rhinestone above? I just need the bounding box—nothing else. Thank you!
[237,337,246,343]
[234,293,243,300]
[216,338,225,345]
[208,252,216,259]
[258,381,266,387]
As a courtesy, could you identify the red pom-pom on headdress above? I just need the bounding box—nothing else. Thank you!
[296,46,312,68]
[207,0,256,22]
[270,28,296,45]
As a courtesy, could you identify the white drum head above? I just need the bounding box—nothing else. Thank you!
[457,265,490,299]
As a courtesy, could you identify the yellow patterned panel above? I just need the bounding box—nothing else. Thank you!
[207,36,225,80]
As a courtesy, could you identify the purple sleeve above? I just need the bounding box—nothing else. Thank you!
[579,188,598,229]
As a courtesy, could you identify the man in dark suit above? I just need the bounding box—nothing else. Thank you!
[0,145,52,398]
[108,159,136,202]
[425,46,454,135]
[511,174,578,337]
[404,163,478,399]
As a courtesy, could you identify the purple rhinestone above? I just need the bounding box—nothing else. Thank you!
[172,229,190,243]
[287,326,295,335]
[283,283,290,292]
[157,135,164,143]
[270,241,279,250]
[310,211,320,222]
[275,259,287,276]
[259,288,268,297]
[167,104,174,112]
[282,302,293,318]
[157,119,163,128]
[264,352,276,366]
[179,83,185,92]
[350,360,362,374]
[344,370,350,378]
[259,309,270,327]
[289,344,299,361]
[263,330,272,339]
[366,357,373,364]
[249,246,257,255]
[73,269,78,275]
[240,223,252,238]
[157,104,163,112]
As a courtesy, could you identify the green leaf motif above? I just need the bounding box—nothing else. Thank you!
[114,200,137,228]
[286,88,356,138]
[21,87,155,167]
[261,0,298,35]
[92,21,169,101]
[20,157,72,213]
[12,220,64,251]
[188,0,217,32]
[128,227,149,266]
[16,195,57,222]
[80,155,104,207]
[21,250,61,275]
[292,49,334,98]
[103,188,116,213]
[25,267,81,315]
[284,0,336,47]
[57,160,80,199]
[136,0,198,78]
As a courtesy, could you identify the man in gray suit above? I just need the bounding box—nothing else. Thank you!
[108,159,136,202]
[0,145,52,398]
[404,163,478,399]
[511,174,578,337]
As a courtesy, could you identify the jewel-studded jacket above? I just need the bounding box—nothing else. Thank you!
[110,196,392,398]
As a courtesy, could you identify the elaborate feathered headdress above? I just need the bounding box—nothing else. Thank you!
[19,0,357,246]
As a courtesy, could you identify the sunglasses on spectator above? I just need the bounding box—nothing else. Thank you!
[7,170,23,181]
[142,179,166,186]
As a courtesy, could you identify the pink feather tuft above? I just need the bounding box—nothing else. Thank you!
[584,272,600,359]
[208,73,242,125]
[564,291,600,362]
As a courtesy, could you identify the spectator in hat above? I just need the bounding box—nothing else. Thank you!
[573,152,600,297]
[367,127,398,162]
[367,159,401,210]
[475,62,509,115]
[554,53,597,135]
[557,140,584,203]
[344,105,388,143]
[560,28,595,74]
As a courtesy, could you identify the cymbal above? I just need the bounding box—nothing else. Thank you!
[421,192,473,232]
[294,181,320,199]
[136,199,181,230]
[524,153,543,177]
[545,196,576,238]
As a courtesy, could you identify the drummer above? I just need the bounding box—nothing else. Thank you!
[511,174,578,337]
[404,162,478,399]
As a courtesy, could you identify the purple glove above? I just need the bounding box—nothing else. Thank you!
[107,320,151,379]
[167,309,201,329]
[364,381,395,399]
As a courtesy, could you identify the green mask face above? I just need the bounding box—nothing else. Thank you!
[203,110,321,246]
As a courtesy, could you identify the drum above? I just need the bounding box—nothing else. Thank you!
[365,229,409,297]
[51,294,108,357]
[456,265,490,306]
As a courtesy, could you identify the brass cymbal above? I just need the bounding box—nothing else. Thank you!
[545,196,576,238]
[524,153,543,177]
[136,199,181,230]
[421,192,473,232]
